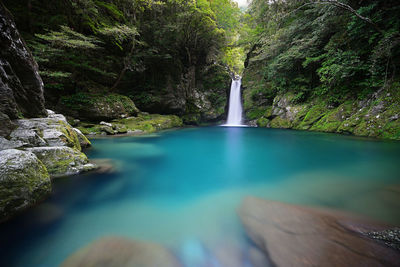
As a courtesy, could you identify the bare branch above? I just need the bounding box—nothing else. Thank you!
[320,0,383,34]
[279,0,383,35]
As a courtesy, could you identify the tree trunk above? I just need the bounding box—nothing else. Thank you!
[111,42,135,91]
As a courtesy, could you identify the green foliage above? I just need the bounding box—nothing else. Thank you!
[4,0,235,117]
[39,71,71,78]
[244,0,400,105]
[222,46,245,73]
[61,92,95,109]
[98,25,138,50]
[35,26,101,49]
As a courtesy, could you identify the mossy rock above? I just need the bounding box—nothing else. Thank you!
[114,114,183,133]
[310,109,342,132]
[73,128,91,148]
[269,116,292,128]
[257,117,270,127]
[100,125,115,135]
[57,120,82,151]
[76,114,182,136]
[182,113,201,125]
[338,117,363,134]
[9,113,82,151]
[113,124,128,134]
[27,146,95,178]
[77,125,103,135]
[0,149,51,221]
[60,93,139,121]
[291,105,309,126]
[381,120,400,140]
[297,103,327,130]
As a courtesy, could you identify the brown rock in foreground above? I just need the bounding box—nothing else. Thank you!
[238,197,400,267]
[61,237,182,267]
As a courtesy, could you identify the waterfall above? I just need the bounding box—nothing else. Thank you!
[225,78,243,126]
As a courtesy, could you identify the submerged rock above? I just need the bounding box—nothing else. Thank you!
[180,239,219,267]
[0,149,51,222]
[26,146,96,177]
[61,237,182,267]
[90,158,119,174]
[238,197,400,266]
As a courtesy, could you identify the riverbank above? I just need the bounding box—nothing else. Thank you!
[243,78,400,141]
[0,110,184,223]
[72,113,183,137]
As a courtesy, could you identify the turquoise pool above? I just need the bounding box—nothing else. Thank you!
[1,127,399,266]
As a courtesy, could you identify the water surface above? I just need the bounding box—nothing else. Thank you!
[1,127,400,266]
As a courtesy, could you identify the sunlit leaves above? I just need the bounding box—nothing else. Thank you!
[99,25,139,50]
[35,26,101,49]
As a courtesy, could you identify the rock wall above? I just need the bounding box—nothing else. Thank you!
[129,64,231,125]
[0,3,46,137]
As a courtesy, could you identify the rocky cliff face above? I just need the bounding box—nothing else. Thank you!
[128,64,231,125]
[0,3,46,137]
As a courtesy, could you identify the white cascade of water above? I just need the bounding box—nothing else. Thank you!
[225,78,243,126]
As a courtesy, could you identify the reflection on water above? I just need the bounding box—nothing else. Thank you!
[1,127,399,266]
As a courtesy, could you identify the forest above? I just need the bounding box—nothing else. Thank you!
[4,0,244,124]
[3,0,399,137]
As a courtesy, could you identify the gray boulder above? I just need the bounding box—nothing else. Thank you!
[8,113,81,150]
[0,136,23,150]
[0,149,51,221]
[26,146,96,178]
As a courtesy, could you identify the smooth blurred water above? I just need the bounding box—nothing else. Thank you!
[1,127,400,266]
[226,79,243,126]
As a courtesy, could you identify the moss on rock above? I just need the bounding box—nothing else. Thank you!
[26,146,95,177]
[243,83,400,140]
[0,149,51,221]
[73,128,91,148]
[76,113,183,135]
[60,93,139,122]
[270,116,292,128]
[297,103,327,130]
[117,114,183,133]
[256,117,270,127]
